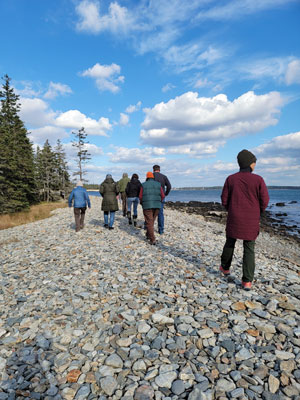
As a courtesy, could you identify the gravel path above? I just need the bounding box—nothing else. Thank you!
[0,196,300,400]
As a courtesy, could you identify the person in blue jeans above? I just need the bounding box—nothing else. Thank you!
[99,174,119,230]
[68,181,91,232]
[125,173,142,226]
[153,165,171,234]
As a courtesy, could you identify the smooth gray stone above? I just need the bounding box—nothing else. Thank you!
[171,380,185,395]
[75,385,90,399]
[188,387,208,400]
[220,340,235,352]
[105,353,123,368]
[100,376,118,396]
[230,387,244,398]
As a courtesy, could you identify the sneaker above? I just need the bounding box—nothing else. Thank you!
[242,281,252,290]
[104,224,108,228]
[219,265,230,275]
[150,240,157,245]
[109,226,114,230]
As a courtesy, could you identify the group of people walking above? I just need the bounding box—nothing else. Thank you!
[68,165,172,243]
[68,150,269,290]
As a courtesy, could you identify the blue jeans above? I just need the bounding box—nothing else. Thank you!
[104,211,115,227]
[127,197,139,216]
[158,199,165,234]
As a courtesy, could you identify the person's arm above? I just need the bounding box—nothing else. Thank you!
[259,178,269,212]
[115,183,120,196]
[68,190,74,207]
[125,182,130,196]
[139,187,143,203]
[160,187,165,201]
[99,184,104,197]
[165,176,171,196]
[86,192,91,208]
[221,179,229,210]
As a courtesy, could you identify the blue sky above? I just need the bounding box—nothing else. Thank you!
[1,0,300,187]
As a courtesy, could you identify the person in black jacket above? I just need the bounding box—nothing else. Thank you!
[153,165,171,234]
[125,173,142,226]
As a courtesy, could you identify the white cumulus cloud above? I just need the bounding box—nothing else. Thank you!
[119,113,129,126]
[20,98,56,127]
[56,110,111,135]
[108,146,165,164]
[285,60,300,85]
[80,62,124,93]
[28,126,69,146]
[75,0,136,34]
[140,91,284,146]
[125,101,142,113]
[44,82,72,99]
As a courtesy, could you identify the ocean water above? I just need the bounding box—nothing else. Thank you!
[89,188,300,233]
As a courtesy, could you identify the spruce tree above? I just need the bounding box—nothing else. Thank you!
[72,127,91,181]
[0,74,37,213]
[54,139,70,196]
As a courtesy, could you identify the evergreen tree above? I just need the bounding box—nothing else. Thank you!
[54,139,70,196]
[72,127,91,181]
[35,140,56,202]
[0,74,37,213]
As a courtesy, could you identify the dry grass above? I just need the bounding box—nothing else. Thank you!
[0,201,68,230]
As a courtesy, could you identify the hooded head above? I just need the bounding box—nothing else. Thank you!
[122,173,128,178]
[237,149,257,169]
[106,174,112,179]
[132,173,139,180]
[76,180,83,187]
[146,171,154,179]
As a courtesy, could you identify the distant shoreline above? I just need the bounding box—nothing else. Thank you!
[86,186,300,191]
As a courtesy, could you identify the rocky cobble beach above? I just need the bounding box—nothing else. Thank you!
[0,196,300,400]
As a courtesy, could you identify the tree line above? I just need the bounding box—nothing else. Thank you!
[0,75,92,214]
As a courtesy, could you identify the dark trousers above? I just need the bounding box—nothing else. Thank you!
[121,192,127,216]
[143,209,159,243]
[74,207,86,231]
[221,237,255,282]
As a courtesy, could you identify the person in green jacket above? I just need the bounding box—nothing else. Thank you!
[99,174,119,230]
[139,172,165,245]
[118,172,130,216]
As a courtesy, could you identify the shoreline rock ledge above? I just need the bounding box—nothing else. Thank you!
[0,196,300,399]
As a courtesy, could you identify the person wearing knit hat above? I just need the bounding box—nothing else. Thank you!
[153,165,171,235]
[99,174,119,230]
[125,173,142,226]
[237,149,257,169]
[68,181,91,232]
[118,172,130,216]
[139,172,165,245]
[219,149,269,290]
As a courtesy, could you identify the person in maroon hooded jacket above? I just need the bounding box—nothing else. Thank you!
[219,149,269,290]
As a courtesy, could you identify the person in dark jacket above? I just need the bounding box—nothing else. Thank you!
[220,149,269,290]
[153,165,171,234]
[99,174,119,230]
[139,172,165,245]
[125,173,142,226]
[118,173,130,216]
[68,181,91,232]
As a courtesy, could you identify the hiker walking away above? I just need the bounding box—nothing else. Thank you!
[219,149,269,290]
[126,173,142,226]
[68,181,91,232]
[153,165,171,234]
[99,174,119,230]
[118,173,130,216]
[139,172,165,245]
